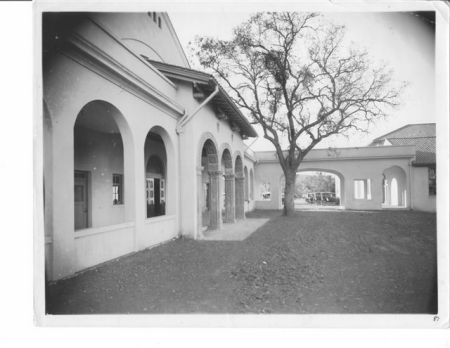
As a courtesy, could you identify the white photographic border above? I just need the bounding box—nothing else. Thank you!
[33,0,449,329]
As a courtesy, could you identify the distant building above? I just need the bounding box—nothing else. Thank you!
[370,123,436,212]
[252,124,436,213]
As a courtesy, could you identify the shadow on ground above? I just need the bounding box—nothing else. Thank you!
[46,210,437,314]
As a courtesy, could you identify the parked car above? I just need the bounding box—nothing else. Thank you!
[306,192,340,205]
[262,191,271,200]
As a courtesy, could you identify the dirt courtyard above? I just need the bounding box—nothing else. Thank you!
[46,210,437,314]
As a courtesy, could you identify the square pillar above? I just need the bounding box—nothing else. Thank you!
[133,139,145,250]
[209,170,222,230]
[224,173,235,223]
[49,122,76,280]
[235,176,245,219]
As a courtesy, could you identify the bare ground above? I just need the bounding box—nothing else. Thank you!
[46,210,437,314]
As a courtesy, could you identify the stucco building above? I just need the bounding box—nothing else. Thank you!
[43,12,258,281]
[370,123,436,212]
[253,124,436,213]
[42,12,436,281]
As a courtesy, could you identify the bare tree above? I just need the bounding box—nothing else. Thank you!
[193,12,406,216]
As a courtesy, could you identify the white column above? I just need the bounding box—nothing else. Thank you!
[209,170,223,230]
[224,173,235,223]
[196,166,203,238]
[133,137,145,250]
[50,121,76,280]
[235,176,245,219]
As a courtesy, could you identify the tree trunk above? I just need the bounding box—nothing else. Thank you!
[283,169,297,216]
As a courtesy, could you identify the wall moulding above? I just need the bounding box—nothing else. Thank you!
[62,33,185,119]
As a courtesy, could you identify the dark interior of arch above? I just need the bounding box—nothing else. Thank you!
[146,155,165,176]
[235,156,243,175]
[221,149,232,169]
[201,139,218,171]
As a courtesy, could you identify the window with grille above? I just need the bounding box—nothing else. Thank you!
[160,179,165,202]
[113,174,123,205]
[146,178,154,204]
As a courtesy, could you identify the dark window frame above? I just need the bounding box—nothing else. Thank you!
[428,166,436,196]
[113,173,124,205]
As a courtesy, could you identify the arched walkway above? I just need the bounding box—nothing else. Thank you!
[249,168,254,200]
[244,166,249,201]
[199,139,221,231]
[382,166,407,207]
[221,148,235,223]
[73,100,134,229]
[144,128,168,218]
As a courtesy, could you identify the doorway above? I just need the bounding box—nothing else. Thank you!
[74,170,90,230]
[202,182,211,228]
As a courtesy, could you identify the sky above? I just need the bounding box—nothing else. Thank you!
[169,11,436,151]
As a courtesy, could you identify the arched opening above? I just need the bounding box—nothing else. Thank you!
[258,181,272,201]
[293,170,344,209]
[221,148,234,223]
[144,129,167,218]
[249,169,254,200]
[73,100,130,230]
[382,166,407,208]
[391,178,399,206]
[244,166,249,201]
[200,139,220,230]
[234,155,245,219]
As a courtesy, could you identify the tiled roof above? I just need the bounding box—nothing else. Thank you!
[388,137,436,165]
[370,124,436,166]
[372,123,436,141]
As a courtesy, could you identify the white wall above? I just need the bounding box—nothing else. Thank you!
[254,157,413,211]
[411,167,436,212]
[44,49,180,280]
[92,13,188,67]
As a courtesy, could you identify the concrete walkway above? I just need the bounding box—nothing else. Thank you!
[201,217,270,241]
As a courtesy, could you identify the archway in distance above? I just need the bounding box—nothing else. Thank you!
[200,139,220,230]
[234,155,245,219]
[221,148,234,223]
[289,169,344,209]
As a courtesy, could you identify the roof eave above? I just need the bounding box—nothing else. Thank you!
[412,162,436,167]
[147,59,258,138]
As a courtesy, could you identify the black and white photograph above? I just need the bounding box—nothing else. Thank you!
[30,0,449,331]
